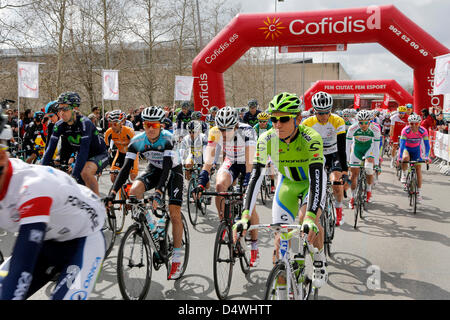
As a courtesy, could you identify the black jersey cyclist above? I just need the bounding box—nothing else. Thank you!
[41,92,108,196]
[106,106,185,280]
[243,99,261,127]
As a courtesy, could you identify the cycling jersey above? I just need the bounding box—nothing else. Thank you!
[42,115,108,181]
[176,110,192,130]
[24,121,46,148]
[346,122,381,166]
[302,114,346,155]
[205,114,215,127]
[244,126,325,222]
[104,126,135,154]
[0,159,105,300]
[179,133,207,165]
[398,126,430,161]
[207,123,257,164]
[243,110,261,127]
[253,122,273,137]
[112,130,181,194]
[343,118,356,132]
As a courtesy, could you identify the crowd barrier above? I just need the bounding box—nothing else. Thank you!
[430,129,450,175]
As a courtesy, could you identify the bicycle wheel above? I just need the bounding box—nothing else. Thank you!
[327,197,336,240]
[213,222,233,300]
[117,224,152,300]
[409,172,417,215]
[320,213,330,258]
[265,261,288,300]
[353,183,360,229]
[114,186,127,234]
[238,237,251,275]
[260,180,266,205]
[164,213,190,280]
[186,179,198,226]
[103,208,117,259]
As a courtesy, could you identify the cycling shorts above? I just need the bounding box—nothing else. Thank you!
[217,158,246,184]
[136,165,183,206]
[0,230,105,300]
[402,146,423,162]
[272,175,326,224]
[88,152,109,175]
[111,151,139,176]
[348,148,375,167]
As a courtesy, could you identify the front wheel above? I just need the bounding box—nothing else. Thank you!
[117,224,152,300]
[103,209,117,259]
[213,222,233,300]
[164,213,190,280]
[186,179,198,226]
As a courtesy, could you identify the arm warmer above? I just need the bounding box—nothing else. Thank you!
[337,133,348,172]
[306,162,325,215]
[243,163,266,216]
[0,222,46,300]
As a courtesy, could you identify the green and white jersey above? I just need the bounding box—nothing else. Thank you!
[344,118,356,132]
[256,126,324,182]
[346,122,381,162]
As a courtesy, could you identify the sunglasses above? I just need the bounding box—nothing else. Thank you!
[258,120,268,123]
[359,121,370,125]
[315,111,330,116]
[144,121,161,129]
[270,114,297,123]
[58,106,72,112]
[219,127,234,132]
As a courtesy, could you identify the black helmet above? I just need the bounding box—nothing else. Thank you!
[181,101,191,109]
[248,99,258,107]
[57,92,81,108]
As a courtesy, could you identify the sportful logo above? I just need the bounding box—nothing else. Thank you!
[258,17,287,40]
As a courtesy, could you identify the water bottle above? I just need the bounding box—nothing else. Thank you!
[145,211,156,233]
[156,217,166,240]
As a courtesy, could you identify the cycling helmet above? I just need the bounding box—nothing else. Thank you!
[45,100,58,114]
[248,99,258,107]
[141,106,165,122]
[209,106,219,113]
[301,111,310,118]
[188,120,202,132]
[342,109,352,118]
[57,92,81,108]
[311,91,333,111]
[405,103,413,109]
[397,105,407,113]
[34,111,44,120]
[240,107,249,113]
[181,101,190,109]
[268,92,302,114]
[335,110,343,116]
[191,111,202,120]
[109,109,125,123]
[257,112,270,121]
[408,114,421,123]
[215,106,238,129]
[357,110,372,121]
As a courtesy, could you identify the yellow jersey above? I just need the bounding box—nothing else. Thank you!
[301,114,346,155]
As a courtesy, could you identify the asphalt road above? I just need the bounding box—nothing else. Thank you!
[1,156,449,300]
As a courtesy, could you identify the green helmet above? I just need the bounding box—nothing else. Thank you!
[268,92,301,114]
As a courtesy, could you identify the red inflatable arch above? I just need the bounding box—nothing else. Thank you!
[303,79,413,110]
[192,5,449,116]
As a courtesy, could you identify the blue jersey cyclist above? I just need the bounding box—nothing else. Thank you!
[106,106,185,280]
[41,92,108,196]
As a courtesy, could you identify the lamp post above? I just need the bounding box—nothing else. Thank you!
[274,0,283,96]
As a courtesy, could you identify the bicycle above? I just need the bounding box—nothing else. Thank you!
[254,223,318,300]
[202,183,251,300]
[186,164,210,226]
[259,173,272,205]
[353,161,368,229]
[115,195,190,300]
[403,160,428,215]
[321,171,336,257]
[108,169,132,234]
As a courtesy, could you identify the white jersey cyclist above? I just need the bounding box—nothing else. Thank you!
[0,158,105,300]
[179,132,207,165]
[346,122,382,166]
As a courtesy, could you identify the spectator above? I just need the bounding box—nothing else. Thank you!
[133,105,145,131]
[436,112,448,134]
[420,108,436,133]
[88,106,101,126]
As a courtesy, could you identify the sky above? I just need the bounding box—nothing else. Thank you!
[228,0,450,89]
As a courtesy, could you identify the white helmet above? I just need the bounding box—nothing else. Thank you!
[311,91,333,112]
[357,109,372,121]
[342,108,352,118]
[141,106,165,122]
[408,113,421,123]
[215,106,238,129]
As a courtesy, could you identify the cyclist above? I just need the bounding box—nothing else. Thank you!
[176,101,192,138]
[23,111,47,164]
[0,114,106,300]
[233,92,327,291]
[205,106,219,128]
[342,108,356,132]
[346,110,381,208]
[179,121,207,181]
[194,106,261,267]
[398,114,430,203]
[253,112,275,193]
[41,92,109,196]
[105,106,185,279]
[44,101,59,148]
[389,105,408,168]
[104,110,139,183]
[243,99,261,127]
[302,91,348,227]
[405,103,414,116]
